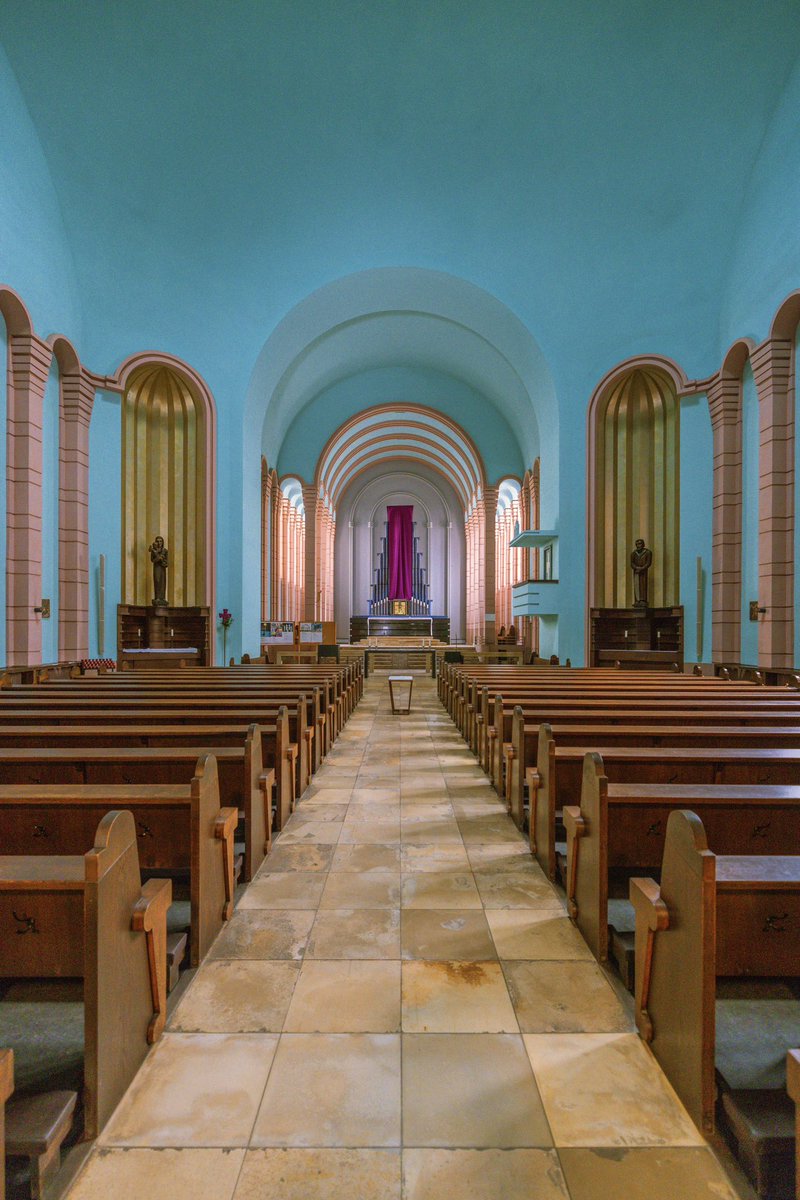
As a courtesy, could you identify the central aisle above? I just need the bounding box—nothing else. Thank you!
[66,675,740,1200]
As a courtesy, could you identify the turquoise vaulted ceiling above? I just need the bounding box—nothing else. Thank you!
[2,0,800,429]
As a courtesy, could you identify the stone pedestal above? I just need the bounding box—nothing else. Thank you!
[146,604,169,649]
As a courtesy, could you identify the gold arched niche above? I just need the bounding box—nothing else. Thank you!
[592,366,679,608]
[122,363,210,606]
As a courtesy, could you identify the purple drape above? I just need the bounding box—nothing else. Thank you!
[387,505,413,600]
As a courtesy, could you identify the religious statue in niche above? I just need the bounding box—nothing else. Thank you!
[149,536,168,606]
[631,538,652,608]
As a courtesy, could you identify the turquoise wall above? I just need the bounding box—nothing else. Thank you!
[679,395,713,663]
[41,363,60,661]
[277,367,524,484]
[1,10,799,661]
[87,393,122,659]
[796,327,800,668]
[740,364,759,663]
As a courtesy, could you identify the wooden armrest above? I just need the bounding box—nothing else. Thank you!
[487,727,498,740]
[285,744,298,761]
[630,876,670,1042]
[132,876,172,1043]
[562,805,585,919]
[259,768,276,851]
[214,806,239,920]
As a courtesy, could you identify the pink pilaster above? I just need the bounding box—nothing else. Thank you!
[6,332,52,665]
[301,483,319,621]
[483,485,498,646]
[706,377,742,663]
[751,338,795,668]
[58,369,96,660]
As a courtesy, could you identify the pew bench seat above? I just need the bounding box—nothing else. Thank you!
[5,1089,77,1199]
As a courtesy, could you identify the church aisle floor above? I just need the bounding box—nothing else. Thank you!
[64,675,744,1200]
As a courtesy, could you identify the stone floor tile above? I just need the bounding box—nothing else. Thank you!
[100,1033,278,1147]
[239,872,327,909]
[233,1149,401,1199]
[306,908,402,958]
[401,819,464,845]
[402,1149,569,1200]
[251,1034,402,1147]
[402,1034,552,1147]
[401,910,496,961]
[486,909,592,960]
[401,870,482,909]
[339,819,402,844]
[320,871,401,909]
[473,868,564,909]
[523,1033,704,1147]
[402,960,518,1032]
[350,787,402,804]
[168,960,299,1033]
[67,1148,246,1200]
[208,909,314,960]
[283,960,401,1031]
[400,844,470,872]
[259,843,335,873]
[557,1147,742,1199]
[330,842,402,872]
[504,960,633,1033]
[287,803,349,823]
[277,821,343,845]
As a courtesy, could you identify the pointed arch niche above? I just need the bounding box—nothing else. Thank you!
[119,356,216,607]
[588,359,682,610]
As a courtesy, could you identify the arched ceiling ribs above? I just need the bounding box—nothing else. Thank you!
[316,404,485,511]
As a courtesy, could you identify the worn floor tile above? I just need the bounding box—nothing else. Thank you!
[283,960,401,1032]
[239,872,327,909]
[67,1148,246,1200]
[402,1034,552,1147]
[401,871,482,909]
[523,1033,703,1147]
[306,908,402,959]
[402,1149,569,1200]
[473,868,564,909]
[504,960,632,1033]
[557,1147,741,1199]
[100,1033,278,1147]
[320,871,401,908]
[402,960,518,1032]
[401,844,471,873]
[233,1149,401,1199]
[259,843,335,872]
[208,910,314,960]
[251,1034,402,1147]
[401,910,496,961]
[331,842,402,872]
[168,960,299,1033]
[339,820,402,844]
[487,909,594,960]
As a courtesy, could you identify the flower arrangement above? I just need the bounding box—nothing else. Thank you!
[218,608,234,661]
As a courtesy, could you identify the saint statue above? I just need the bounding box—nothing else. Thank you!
[149,536,168,606]
[631,538,652,608]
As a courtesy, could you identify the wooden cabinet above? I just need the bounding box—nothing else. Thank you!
[117,605,211,668]
[590,607,683,670]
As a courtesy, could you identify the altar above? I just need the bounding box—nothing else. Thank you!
[350,615,451,642]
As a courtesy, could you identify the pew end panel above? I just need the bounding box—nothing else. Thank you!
[788,1049,800,1200]
[191,754,234,965]
[243,724,268,879]
[534,724,557,879]
[510,706,526,830]
[565,752,609,961]
[83,809,171,1139]
[639,809,717,1135]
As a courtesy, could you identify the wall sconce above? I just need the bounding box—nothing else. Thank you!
[33,599,51,618]
[749,601,767,622]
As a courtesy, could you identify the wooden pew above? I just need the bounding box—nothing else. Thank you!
[508,705,800,829]
[563,751,800,962]
[530,727,800,880]
[0,754,235,966]
[1,1049,11,1200]
[0,731,273,880]
[630,809,800,1197]
[0,691,307,801]
[0,810,170,1141]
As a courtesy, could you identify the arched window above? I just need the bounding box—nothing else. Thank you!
[495,478,522,637]
[276,477,305,621]
[589,364,680,609]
